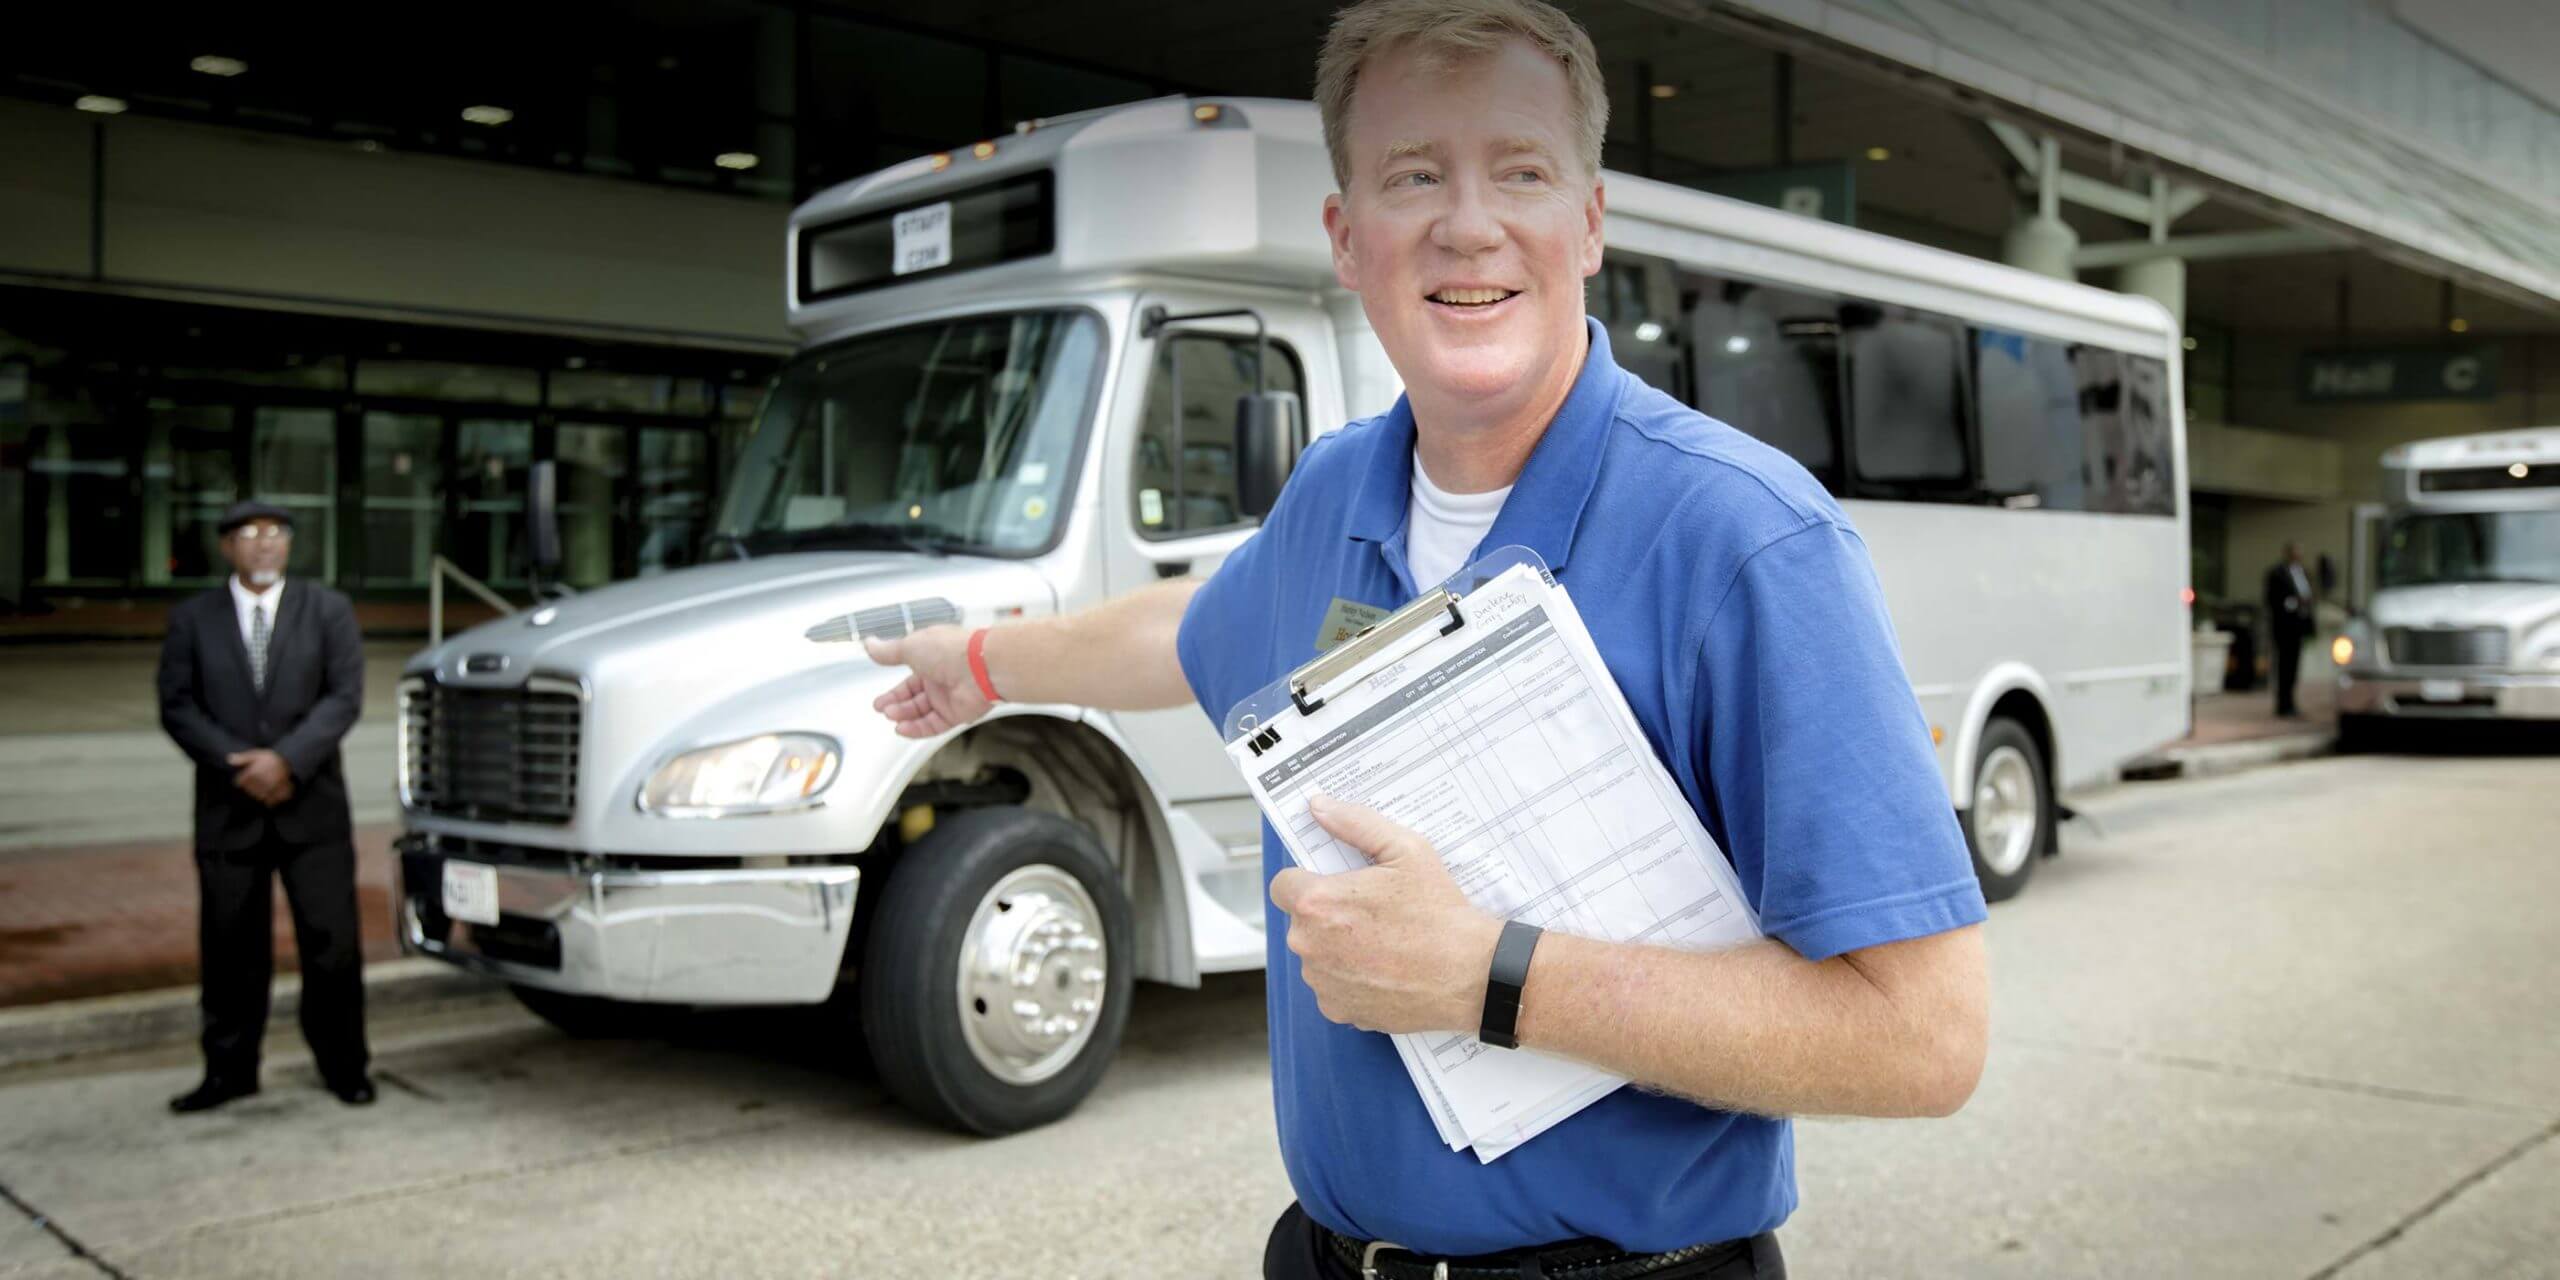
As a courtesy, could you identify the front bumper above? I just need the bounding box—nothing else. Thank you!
[395,834,861,1004]
[2336,669,2560,720]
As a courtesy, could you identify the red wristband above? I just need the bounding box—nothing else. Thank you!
[966,627,1002,704]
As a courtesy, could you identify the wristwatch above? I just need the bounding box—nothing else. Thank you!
[1479,919,1543,1050]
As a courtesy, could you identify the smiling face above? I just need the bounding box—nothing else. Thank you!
[1323,35,1604,423]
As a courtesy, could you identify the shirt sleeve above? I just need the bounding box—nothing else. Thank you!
[1175,524,1275,732]
[1695,520,1988,961]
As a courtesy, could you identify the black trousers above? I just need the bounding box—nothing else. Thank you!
[2271,624,2306,715]
[195,830,370,1084]
[1262,1204,1784,1280]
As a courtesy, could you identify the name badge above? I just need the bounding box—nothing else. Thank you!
[1315,597,1390,654]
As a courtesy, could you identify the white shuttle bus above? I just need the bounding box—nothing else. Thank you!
[396,97,2189,1134]
[2335,428,2560,736]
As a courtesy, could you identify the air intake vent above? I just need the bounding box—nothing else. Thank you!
[400,675,583,825]
[2385,626,2508,668]
[806,597,962,644]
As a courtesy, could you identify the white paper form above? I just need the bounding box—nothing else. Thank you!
[1228,563,1763,1161]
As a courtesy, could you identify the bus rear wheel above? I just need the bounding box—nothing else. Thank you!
[1965,718,2049,904]
[859,806,1133,1136]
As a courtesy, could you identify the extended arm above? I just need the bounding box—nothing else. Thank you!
[867,577,1204,738]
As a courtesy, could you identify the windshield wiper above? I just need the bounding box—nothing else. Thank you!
[791,521,957,558]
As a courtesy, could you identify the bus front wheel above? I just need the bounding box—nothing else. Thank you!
[859,805,1134,1136]
[1964,718,2049,904]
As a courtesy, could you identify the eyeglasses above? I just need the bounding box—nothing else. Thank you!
[230,526,293,543]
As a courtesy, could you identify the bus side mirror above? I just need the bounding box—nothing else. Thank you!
[528,459,563,581]
[1235,390,1303,519]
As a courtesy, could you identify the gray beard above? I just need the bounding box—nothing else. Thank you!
[247,570,281,587]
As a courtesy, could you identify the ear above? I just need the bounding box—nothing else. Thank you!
[1323,192,1361,292]
[1581,176,1607,279]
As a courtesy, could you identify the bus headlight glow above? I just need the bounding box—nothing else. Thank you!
[640,733,840,817]
[2331,635,2354,667]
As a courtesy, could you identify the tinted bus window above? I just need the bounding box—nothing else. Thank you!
[1686,277,1844,491]
[1846,305,1970,493]
[1975,329,2088,511]
[2078,349,2176,516]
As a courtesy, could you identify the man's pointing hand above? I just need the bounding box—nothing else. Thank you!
[866,626,993,739]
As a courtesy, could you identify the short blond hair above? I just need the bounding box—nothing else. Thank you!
[1314,0,1610,191]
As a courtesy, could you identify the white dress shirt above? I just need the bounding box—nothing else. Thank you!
[229,574,286,652]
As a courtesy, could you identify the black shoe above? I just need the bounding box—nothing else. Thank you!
[325,1075,377,1106]
[169,1077,258,1113]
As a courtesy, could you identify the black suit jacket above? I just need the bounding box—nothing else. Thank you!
[2263,563,2315,639]
[156,581,365,853]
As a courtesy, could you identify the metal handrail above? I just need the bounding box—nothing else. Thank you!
[429,555,518,647]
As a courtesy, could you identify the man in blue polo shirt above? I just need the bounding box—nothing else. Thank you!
[868,0,1990,1274]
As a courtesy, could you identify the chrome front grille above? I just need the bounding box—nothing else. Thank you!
[400,676,584,824]
[2384,627,2509,669]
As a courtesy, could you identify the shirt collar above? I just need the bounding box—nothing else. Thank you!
[231,574,284,615]
[1343,317,1625,576]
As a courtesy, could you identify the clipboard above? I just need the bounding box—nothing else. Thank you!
[1222,544,1554,754]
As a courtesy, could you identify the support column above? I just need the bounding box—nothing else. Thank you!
[2001,133,2076,281]
[2117,255,2187,330]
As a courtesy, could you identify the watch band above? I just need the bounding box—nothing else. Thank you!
[966,627,1002,703]
[1480,919,1543,1050]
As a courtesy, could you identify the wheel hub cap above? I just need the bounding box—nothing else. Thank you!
[957,864,1107,1085]
[1971,745,2038,877]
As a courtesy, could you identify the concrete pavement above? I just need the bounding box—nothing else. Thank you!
[1,748,2553,1277]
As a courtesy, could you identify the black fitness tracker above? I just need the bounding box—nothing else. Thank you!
[1480,919,1544,1050]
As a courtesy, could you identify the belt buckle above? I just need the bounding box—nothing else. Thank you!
[1360,1241,1448,1280]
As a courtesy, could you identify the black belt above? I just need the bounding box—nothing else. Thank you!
[1319,1223,1752,1280]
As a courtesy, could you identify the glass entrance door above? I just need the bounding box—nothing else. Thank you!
[637,426,709,576]
[250,406,338,582]
[361,411,443,587]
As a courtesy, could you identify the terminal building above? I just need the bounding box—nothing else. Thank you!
[4,0,2554,640]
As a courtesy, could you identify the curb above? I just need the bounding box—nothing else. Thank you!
[2120,729,2335,782]
[0,957,505,1072]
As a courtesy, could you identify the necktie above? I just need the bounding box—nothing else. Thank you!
[249,603,270,694]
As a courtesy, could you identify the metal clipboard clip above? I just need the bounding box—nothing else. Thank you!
[1221,545,1554,756]
[1287,585,1466,718]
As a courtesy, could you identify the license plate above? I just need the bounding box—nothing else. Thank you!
[441,860,500,926]
[2419,679,2464,704]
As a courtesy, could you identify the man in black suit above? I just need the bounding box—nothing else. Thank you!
[156,500,374,1112]
[2263,542,2317,719]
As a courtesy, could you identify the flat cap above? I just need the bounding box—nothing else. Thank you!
[216,500,295,535]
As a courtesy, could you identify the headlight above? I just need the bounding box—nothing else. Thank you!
[639,733,840,817]
[2331,635,2354,667]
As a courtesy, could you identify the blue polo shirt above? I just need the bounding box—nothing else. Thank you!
[1175,317,1987,1255]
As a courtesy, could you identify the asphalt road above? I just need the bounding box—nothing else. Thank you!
[3,746,2555,1278]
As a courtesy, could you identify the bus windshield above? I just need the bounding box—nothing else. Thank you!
[715,309,1103,557]
[2379,510,2560,588]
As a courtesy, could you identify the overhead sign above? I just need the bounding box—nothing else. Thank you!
[2300,347,2499,402]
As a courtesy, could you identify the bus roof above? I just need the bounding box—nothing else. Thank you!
[786,98,2177,355]
[2382,427,2560,471]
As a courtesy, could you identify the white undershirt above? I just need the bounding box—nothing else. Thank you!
[1404,453,1511,591]
[229,574,286,651]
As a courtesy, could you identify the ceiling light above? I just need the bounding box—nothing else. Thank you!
[191,55,248,78]
[714,152,758,170]
[2448,317,2469,333]
[1649,84,1677,100]
[2181,336,2198,350]
[75,95,128,114]
[1865,146,1890,161]
[2510,463,2530,479]
[461,105,513,126]
[1724,334,1751,355]
[1634,321,1664,343]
